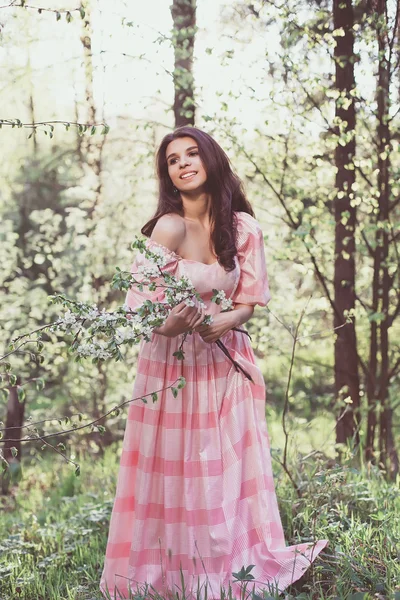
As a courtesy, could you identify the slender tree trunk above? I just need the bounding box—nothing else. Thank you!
[333,0,361,448]
[80,0,105,219]
[375,0,399,478]
[170,0,197,127]
[79,0,115,451]
[366,257,379,461]
[1,385,25,494]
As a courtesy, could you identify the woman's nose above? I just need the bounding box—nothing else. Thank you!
[179,157,190,167]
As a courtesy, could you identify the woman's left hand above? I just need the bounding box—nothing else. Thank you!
[194,311,236,344]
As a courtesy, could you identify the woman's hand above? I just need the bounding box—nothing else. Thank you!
[194,311,236,344]
[161,301,206,338]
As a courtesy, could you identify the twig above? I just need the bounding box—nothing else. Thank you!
[215,339,254,383]
[0,378,182,443]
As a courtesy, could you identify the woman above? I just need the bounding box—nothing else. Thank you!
[100,126,327,599]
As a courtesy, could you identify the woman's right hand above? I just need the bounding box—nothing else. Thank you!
[161,301,206,338]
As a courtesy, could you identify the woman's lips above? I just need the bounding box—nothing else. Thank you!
[180,171,197,181]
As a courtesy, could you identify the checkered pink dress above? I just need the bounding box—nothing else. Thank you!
[100,211,327,599]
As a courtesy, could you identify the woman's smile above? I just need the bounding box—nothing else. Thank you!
[180,171,197,181]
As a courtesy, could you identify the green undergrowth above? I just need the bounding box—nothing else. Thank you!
[0,438,399,600]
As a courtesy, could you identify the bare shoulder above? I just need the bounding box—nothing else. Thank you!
[150,213,186,252]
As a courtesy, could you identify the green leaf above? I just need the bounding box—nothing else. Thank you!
[75,464,81,476]
[141,397,148,404]
[9,374,17,386]
[11,447,18,458]
[177,376,186,389]
[151,393,158,403]
[171,387,178,398]
[17,386,25,402]
[35,378,45,391]
[56,11,61,21]
[232,565,255,581]
[79,6,85,19]
[245,565,255,574]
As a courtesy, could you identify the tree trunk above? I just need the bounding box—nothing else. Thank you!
[375,0,399,478]
[333,0,361,448]
[170,0,197,127]
[79,0,116,451]
[1,385,25,494]
[80,0,105,219]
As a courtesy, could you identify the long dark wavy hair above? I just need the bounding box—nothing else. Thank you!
[141,126,255,272]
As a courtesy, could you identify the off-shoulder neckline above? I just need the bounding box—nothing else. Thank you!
[146,238,219,266]
[145,211,249,267]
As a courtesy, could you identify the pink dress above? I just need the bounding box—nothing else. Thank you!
[100,211,327,599]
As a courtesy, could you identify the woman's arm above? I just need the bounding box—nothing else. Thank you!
[227,303,255,328]
[194,303,255,344]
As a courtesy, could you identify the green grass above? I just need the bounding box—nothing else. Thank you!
[1,417,399,600]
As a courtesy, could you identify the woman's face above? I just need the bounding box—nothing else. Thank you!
[166,136,207,193]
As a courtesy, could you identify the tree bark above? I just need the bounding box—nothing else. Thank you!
[374,0,399,478]
[79,0,117,451]
[333,0,361,448]
[1,385,25,494]
[80,0,105,219]
[170,0,197,127]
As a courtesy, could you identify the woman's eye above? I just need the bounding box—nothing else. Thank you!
[168,151,197,165]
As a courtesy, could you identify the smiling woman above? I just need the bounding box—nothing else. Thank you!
[99,126,328,600]
[144,126,255,272]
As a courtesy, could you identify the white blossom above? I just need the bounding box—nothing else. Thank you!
[221,297,233,311]
[137,264,160,280]
[145,246,168,267]
[213,290,233,311]
[49,245,233,365]
[76,341,113,359]
[81,305,100,320]
[63,310,77,325]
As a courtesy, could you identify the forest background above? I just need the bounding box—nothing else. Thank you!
[0,0,399,598]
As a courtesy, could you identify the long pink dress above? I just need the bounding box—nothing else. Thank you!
[100,211,328,599]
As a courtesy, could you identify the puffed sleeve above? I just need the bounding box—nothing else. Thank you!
[231,212,271,307]
[124,239,180,313]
